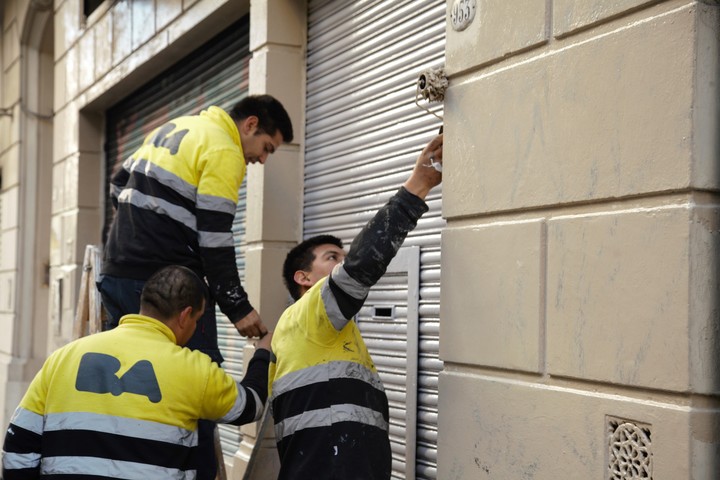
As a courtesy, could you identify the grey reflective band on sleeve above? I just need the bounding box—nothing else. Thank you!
[218,385,247,423]
[122,156,135,171]
[330,264,369,298]
[321,280,349,331]
[249,388,263,421]
[322,264,370,331]
[8,407,43,435]
[196,193,237,215]
[198,230,234,249]
[2,451,41,470]
[111,183,123,199]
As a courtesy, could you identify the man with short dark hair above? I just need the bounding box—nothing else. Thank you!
[270,134,444,479]
[101,94,294,347]
[2,265,272,480]
[99,95,293,478]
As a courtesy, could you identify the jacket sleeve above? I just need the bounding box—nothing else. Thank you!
[109,157,132,209]
[2,407,43,480]
[322,186,429,331]
[1,356,51,480]
[196,148,254,323]
[217,349,271,426]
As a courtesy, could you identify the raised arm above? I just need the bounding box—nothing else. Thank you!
[324,134,443,328]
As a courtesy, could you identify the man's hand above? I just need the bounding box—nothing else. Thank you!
[254,331,273,352]
[403,133,443,200]
[233,309,268,338]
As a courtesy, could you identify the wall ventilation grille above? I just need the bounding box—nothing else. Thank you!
[607,417,652,479]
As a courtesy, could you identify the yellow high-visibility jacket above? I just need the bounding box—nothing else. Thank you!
[2,314,269,480]
[103,106,253,326]
[269,187,429,480]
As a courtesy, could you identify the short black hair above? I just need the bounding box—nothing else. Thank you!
[140,266,206,320]
[283,235,344,301]
[229,94,294,143]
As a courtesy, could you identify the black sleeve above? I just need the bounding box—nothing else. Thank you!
[344,186,428,286]
[109,160,131,209]
[328,187,429,321]
[2,420,42,480]
[239,348,270,403]
[227,348,270,426]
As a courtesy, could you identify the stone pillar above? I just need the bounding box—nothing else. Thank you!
[232,1,306,478]
[439,1,720,478]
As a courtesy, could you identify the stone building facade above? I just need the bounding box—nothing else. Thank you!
[0,0,718,478]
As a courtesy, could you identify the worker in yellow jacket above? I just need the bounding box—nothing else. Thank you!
[2,265,272,480]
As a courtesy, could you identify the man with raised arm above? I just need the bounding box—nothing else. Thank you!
[269,134,443,479]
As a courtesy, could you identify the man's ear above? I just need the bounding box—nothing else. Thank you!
[239,115,259,135]
[293,270,313,288]
[177,306,194,329]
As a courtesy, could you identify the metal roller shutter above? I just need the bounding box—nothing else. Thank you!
[305,1,445,478]
[103,16,251,458]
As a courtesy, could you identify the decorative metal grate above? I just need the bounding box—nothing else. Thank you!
[608,417,652,479]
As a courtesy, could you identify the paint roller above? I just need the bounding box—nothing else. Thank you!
[415,66,448,171]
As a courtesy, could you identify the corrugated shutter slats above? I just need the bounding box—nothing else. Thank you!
[306,2,445,478]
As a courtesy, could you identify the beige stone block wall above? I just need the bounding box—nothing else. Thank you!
[0,0,23,434]
[545,201,716,393]
[553,0,660,35]
[440,0,720,478]
[442,221,544,372]
[439,372,717,478]
[445,3,697,217]
[446,0,548,71]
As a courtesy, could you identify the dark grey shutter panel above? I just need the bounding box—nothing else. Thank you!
[305,1,445,478]
[104,16,251,457]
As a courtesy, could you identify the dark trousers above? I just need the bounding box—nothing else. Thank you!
[98,274,221,480]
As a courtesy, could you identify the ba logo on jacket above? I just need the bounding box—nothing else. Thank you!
[75,352,162,403]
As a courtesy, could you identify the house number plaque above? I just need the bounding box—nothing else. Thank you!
[450,0,476,32]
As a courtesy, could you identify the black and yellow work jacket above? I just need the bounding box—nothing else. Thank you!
[269,187,429,480]
[103,106,253,323]
[2,314,269,479]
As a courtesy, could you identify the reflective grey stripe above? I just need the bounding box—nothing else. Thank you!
[248,388,264,421]
[198,230,234,248]
[41,456,193,479]
[45,412,198,447]
[130,158,197,202]
[274,404,388,440]
[218,385,248,423]
[111,183,123,199]
[270,360,384,400]
[323,264,369,330]
[197,193,237,215]
[331,264,368,299]
[320,280,348,331]
[219,387,262,423]
[122,156,134,171]
[9,407,43,434]
[2,451,41,469]
[118,189,197,232]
